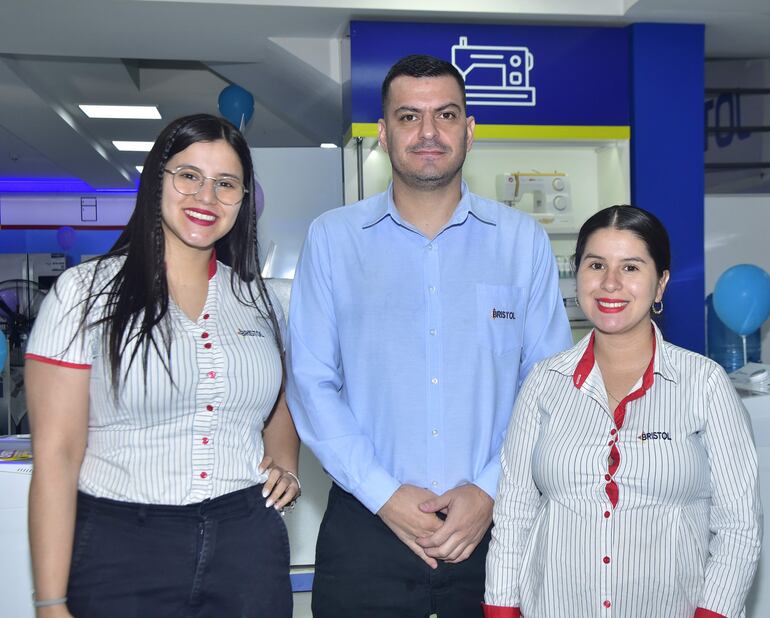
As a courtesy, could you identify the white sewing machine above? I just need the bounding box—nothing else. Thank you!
[496,172,572,227]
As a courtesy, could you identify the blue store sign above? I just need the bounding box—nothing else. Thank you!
[349,21,630,140]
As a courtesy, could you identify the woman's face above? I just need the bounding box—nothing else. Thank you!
[160,139,244,256]
[576,227,669,338]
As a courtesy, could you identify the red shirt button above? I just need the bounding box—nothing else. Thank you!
[610,428,617,435]
[208,371,216,379]
[603,600,611,608]
[203,313,210,320]
[204,342,212,349]
[604,511,611,518]
[201,332,209,339]
[200,471,208,479]
[604,474,611,481]
[608,441,613,446]
[603,556,610,564]
[206,405,214,412]
[202,437,209,445]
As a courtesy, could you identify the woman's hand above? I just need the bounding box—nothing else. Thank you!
[258,455,301,512]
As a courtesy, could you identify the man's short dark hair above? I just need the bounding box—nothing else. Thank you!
[381,54,467,113]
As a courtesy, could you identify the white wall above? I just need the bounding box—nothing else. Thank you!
[251,146,343,568]
[252,146,344,279]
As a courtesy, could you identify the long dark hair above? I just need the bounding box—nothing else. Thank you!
[573,205,671,277]
[81,113,281,392]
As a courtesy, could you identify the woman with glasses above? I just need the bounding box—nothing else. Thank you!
[25,114,298,618]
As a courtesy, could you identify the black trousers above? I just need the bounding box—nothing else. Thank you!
[67,485,292,618]
[312,483,491,618]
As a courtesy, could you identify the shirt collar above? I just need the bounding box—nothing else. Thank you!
[548,321,679,386]
[361,181,497,230]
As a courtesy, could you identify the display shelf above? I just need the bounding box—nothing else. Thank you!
[343,136,631,239]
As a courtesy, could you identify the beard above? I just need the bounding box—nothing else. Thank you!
[389,136,467,190]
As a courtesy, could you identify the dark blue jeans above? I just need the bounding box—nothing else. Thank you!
[67,485,292,618]
[312,484,491,618]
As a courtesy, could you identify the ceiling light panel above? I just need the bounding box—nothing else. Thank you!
[112,141,155,152]
[80,105,161,119]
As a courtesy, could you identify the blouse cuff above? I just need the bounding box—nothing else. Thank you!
[481,603,521,618]
[694,608,726,618]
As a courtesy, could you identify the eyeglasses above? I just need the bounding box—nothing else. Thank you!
[164,166,247,206]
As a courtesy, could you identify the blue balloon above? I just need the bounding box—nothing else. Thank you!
[0,330,7,369]
[218,84,254,129]
[713,264,770,336]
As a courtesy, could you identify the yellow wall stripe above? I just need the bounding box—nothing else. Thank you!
[348,123,630,142]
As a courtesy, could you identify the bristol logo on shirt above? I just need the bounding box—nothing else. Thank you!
[638,431,672,441]
[491,307,516,320]
[237,328,265,338]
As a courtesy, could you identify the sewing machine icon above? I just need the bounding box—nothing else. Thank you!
[451,36,536,107]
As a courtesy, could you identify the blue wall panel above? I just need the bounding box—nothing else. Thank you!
[0,229,121,266]
[350,20,630,126]
[629,23,705,353]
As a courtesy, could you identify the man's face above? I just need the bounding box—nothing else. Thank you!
[378,75,474,190]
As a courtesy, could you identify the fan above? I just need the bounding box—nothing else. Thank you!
[0,279,47,434]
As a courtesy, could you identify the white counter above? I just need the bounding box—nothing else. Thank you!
[0,437,33,618]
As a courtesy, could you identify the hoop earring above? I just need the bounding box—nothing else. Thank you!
[652,300,663,315]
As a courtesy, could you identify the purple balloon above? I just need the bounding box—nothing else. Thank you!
[56,226,77,251]
[254,180,265,219]
[0,288,18,319]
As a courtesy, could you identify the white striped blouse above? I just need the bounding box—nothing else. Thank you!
[484,323,762,618]
[26,255,284,505]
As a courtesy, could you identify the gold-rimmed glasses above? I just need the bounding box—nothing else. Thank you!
[164,166,247,206]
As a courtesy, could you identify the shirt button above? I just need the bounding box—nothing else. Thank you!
[603,556,610,564]
[206,405,214,412]
[208,371,216,379]
[603,600,611,608]
[203,313,210,320]
[427,244,434,251]
[429,286,436,294]
[431,377,438,385]
[610,428,617,435]
[429,329,436,336]
[204,342,212,349]
[202,437,209,445]
[431,480,438,487]
[200,471,208,479]
[607,440,614,447]
[201,332,209,339]
[432,429,439,436]
[604,474,611,481]
[603,511,611,518]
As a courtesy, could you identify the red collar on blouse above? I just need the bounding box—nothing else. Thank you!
[208,250,217,279]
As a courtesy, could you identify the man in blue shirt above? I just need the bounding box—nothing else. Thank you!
[287,54,572,617]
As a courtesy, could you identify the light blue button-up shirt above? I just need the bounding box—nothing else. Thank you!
[286,182,572,514]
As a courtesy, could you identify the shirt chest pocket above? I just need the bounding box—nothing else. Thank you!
[475,284,524,356]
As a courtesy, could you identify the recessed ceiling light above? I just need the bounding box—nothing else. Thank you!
[80,105,161,119]
[113,141,154,152]
[320,143,338,149]
[135,166,144,173]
